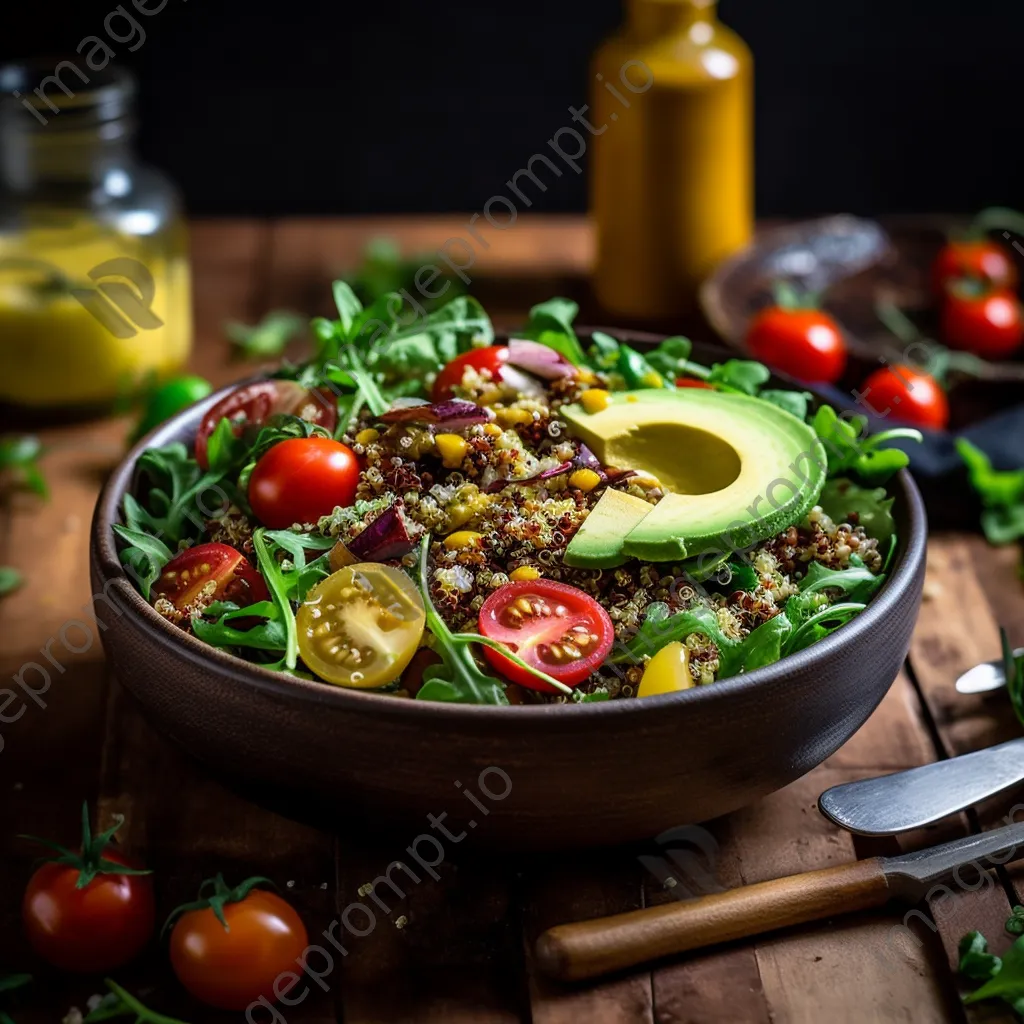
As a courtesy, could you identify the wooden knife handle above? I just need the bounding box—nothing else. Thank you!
[535,857,890,982]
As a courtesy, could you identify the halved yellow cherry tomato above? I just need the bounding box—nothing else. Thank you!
[638,642,695,698]
[296,564,425,688]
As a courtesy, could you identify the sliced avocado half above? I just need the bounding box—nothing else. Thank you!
[564,488,655,568]
[561,389,827,564]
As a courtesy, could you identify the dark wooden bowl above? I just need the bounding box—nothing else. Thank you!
[89,336,927,849]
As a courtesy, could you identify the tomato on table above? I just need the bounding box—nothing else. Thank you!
[932,239,1018,296]
[478,580,614,691]
[167,875,308,1011]
[432,346,510,401]
[296,563,426,687]
[858,365,949,430]
[194,380,339,469]
[940,288,1024,360]
[153,542,268,612]
[745,307,847,384]
[248,436,359,529]
[22,804,155,974]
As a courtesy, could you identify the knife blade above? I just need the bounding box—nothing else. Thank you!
[818,738,1024,835]
[536,821,1024,982]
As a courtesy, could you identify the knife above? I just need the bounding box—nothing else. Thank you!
[536,821,1024,983]
[818,738,1024,835]
[956,648,1024,694]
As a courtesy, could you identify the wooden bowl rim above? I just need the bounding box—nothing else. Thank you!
[90,330,927,722]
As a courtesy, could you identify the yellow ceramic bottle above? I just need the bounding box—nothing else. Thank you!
[590,0,753,320]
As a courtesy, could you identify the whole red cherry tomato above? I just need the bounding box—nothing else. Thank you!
[432,346,509,401]
[22,804,155,973]
[932,239,1018,297]
[168,875,309,1011]
[858,365,949,430]
[195,381,338,469]
[745,307,847,384]
[153,543,268,614]
[478,580,614,691]
[248,436,359,529]
[941,288,1024,360]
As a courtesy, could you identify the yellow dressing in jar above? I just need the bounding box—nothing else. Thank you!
[0,64,192,408]
[590,0,753,320]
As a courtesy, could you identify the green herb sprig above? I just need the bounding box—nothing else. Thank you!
[0,435,47,499]
[958,931,1024,1017]
[957,439,1024,546]
[226,311,305,359]
[83,979,191,1024]
[414,538,571,704]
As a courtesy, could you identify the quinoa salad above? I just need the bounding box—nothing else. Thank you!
[113,287,918,706]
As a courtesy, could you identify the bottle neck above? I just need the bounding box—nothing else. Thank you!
[627,0,717,40]
[0,64,136,196]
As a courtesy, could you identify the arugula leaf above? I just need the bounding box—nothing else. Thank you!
[959,931,1003,983]
[707,359,771,396]
[111,524,173,599]
[1002,627,1024,732]
[818,477,897,545]
[587,330,622,370]
[761,388,813,421]
[783,602,866,655]
[612,603,793,678]
[131,443,227,545]
[520,297,588,366]
[644,336,694,378]
[0,435,47,499]
[963,934,1024,1010]
[783,561,885,635]
[957,439,1024,546]
[812,404,922,483]
[226,311,305,359]
[0,567,22,597]
[252,528,299,670]
[192,600,289,653]
[413,539,570,704]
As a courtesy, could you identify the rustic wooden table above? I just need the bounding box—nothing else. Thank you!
[3,218,1024,1023]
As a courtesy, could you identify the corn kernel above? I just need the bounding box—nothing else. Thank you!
[482,422,503,437]
[626,395,639,403]
[435,433,469,469]
[577,368,598,384]
[641,370,664,388]
[580,389,610,414]
[569,468,601,492]
[496,407,534,427]
[510,566,542,582]
[444,530,483,551]
[355,428,379,445]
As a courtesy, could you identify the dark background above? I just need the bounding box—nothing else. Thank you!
[3,0,1021,217]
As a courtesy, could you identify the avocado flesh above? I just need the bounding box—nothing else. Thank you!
[564,488,655,568]
[561,389,827,563]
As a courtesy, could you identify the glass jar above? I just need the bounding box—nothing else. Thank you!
[0,63,192,409]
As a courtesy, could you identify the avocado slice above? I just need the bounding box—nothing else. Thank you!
[564,488,655,568]
[562,389,827,563]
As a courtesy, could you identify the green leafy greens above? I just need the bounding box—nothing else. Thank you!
[957,438,1024,545]
[811,405,922,484]
[959,931,1024,1017]
[226,311,306,359]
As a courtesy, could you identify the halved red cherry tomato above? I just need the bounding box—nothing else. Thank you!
[22,807,155,974]
[745,307,847,384]
[154,542,268,612]
[168,877,308,1011]
[675,377,714,389]
[248,437,359,529]
[432,346,510,401]
[478,580,614,691]
[195,381,338,469]
[932,239,1018,297]
[858,365,949,430]
[941,288,1024,360]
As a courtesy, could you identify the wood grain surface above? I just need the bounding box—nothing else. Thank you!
[1,216,1021,1023]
